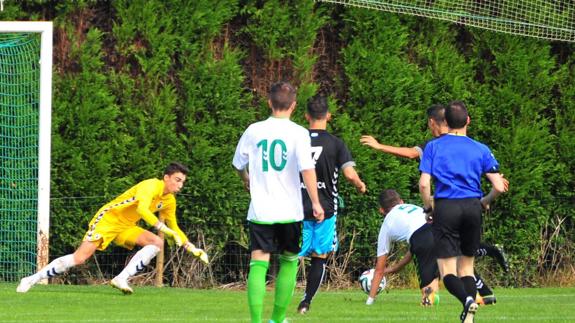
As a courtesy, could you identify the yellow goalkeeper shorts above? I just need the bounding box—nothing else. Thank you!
[83,209,145,251]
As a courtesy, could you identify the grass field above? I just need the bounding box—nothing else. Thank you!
[1,283,574,322]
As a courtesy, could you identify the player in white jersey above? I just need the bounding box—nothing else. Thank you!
[366,189,440,307]
[233,82,324,323]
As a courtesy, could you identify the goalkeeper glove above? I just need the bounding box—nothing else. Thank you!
[184,241,209,264]
[154,222,183,247]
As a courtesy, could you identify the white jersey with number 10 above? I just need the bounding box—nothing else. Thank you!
[233,117,315,224]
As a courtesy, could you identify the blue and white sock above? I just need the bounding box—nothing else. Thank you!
[116,245,160,280]
[33,254,76,282]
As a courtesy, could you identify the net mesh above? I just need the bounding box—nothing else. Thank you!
[0,33,41,281]
[318,0,575,42]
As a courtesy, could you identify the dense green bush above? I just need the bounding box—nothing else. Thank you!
[0,0,572,286]
[50,27,121,253]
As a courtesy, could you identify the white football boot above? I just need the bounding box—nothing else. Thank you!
[110,277,133,295]
[16,276,36,293]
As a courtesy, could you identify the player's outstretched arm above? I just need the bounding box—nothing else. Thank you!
[301,168,325,223]
[366,255,387,305]
[183,241,209,264]
[360,135,420,159]
[419,172,433,211]
[481,173,508,209]
[138,202,182,246]
[235,167,250,191]
[342,166,366,194]
[384,251,412,275]
[154,222,183,246]
[161,206,209,264]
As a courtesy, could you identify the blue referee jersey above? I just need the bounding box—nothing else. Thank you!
[419,134,499,199]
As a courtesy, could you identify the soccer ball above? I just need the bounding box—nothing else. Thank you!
[359,268,386,295]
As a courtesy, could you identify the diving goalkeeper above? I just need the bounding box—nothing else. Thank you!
[17,162,208,294]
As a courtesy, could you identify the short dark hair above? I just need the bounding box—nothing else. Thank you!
[445,101,468,129]
[164,162,189,176]
[426,104,445,124]
[269,82,296,110]
[307,95,329,120]
[378,189,402,211]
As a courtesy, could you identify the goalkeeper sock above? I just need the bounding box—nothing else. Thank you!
[116,245,160,280]
[303,257,327,304]
[34,254,76,282]
[271,253,298,323]
[474,272,493,297]
[248,260,269,323]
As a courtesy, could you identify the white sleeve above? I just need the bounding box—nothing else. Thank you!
[232,129,250,171]
[376,222,392,257]
[296,129,314,171]
[414,146,423,159]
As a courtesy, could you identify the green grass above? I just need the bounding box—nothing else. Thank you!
[1,283,574,322]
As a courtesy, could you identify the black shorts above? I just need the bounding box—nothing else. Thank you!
[249,221,302,254]
[409,223,440,288]
[432,198,482,258]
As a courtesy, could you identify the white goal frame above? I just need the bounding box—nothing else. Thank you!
[0,21,53,272]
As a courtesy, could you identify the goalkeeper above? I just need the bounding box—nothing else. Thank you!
[17,162,208,294]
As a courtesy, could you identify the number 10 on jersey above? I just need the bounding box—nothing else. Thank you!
[257,139,287,171]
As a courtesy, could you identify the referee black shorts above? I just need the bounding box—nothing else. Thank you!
[249,221,302,254]
[432,198,482,258]
[409,223,440,288]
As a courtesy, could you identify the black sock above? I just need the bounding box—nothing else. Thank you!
[443,274,469,305]
[303,257,327,304]
[474,271,493,296]
[476,242,498,258]
[461,275,478,299]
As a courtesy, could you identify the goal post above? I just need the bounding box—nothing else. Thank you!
[0,21,52,281]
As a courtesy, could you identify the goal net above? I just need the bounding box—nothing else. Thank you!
[318,0,575,42]
[0,22,52,281]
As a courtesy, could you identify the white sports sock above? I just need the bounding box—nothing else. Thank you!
[116,245,160,280]
[34,254,76,282]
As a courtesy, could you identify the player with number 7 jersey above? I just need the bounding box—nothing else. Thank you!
[297,95,366,315]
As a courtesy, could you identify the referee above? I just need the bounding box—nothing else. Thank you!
[419,101,507,323]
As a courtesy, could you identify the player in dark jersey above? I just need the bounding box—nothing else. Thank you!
[361,104,508,305]
[419,101,507,323]
[297,95,366,315]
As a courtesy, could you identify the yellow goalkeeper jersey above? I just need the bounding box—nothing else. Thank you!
[95,178,188,243]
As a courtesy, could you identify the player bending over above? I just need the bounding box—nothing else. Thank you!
[17,162,208,294]
[366,189,440,307]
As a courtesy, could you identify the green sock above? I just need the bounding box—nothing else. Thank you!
[248,260,269,323]
[271,253,299,323]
